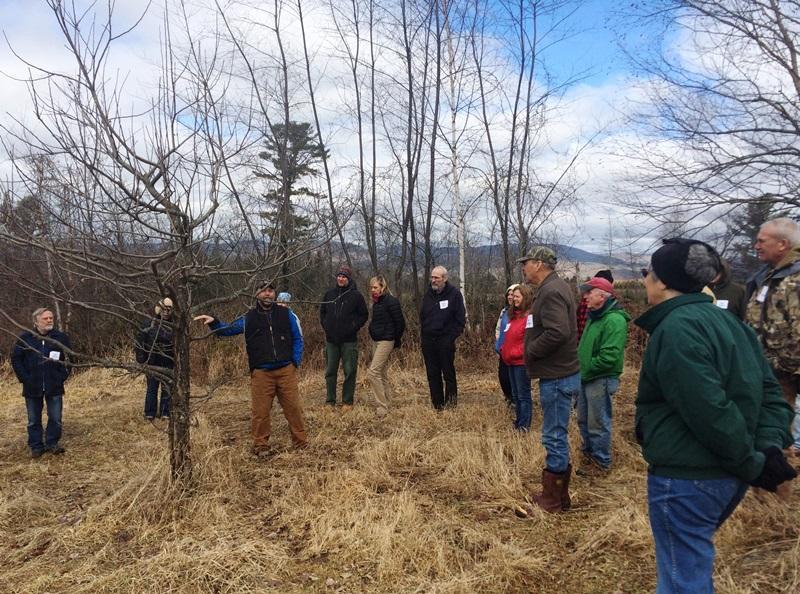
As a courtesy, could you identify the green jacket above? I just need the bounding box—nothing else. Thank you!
[635,293,792,481]
[577,298,630,382]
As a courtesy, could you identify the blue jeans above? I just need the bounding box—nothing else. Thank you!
[577,376,619,468]
[648,474,748,594]
[538,372,580,473]
[508,365,532,431]
[25,394,63,452]
[144,376,171,418]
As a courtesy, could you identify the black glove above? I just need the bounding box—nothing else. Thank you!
[750,446,798,492]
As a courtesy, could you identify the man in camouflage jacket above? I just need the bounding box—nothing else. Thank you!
[746,217,800,407]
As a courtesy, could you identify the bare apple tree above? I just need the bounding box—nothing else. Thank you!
[0,0,308,482]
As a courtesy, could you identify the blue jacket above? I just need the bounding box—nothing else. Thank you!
[209,307,303,370]
[11,329,72,398]
[494,307,510,353]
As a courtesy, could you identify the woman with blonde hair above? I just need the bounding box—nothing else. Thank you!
[367,275,406,415]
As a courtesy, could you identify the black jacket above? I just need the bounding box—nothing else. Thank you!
[709,260,746,320]
[135,317,175,368]
[369,294,406,344]
[419,282,466,341]
[320,282,369,344]
[11,329,72,398]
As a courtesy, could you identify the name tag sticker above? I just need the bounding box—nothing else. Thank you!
[504,323,511,332]
[756,286,769,303]
[439,300,449,309]
[48,351,61,361]
[716,299,729,310]
[525,314,534,328]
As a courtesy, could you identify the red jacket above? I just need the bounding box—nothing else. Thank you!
[576,296,589,340]
[500,310,530,366]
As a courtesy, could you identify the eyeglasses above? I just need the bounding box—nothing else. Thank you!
[640,268,649,278]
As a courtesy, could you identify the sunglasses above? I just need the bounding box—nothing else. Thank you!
[640,268,649,278]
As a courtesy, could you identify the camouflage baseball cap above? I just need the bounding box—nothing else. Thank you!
[517,246,557,267]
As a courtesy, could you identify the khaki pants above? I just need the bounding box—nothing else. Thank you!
[250,365,307,449]
[367,340,395,412]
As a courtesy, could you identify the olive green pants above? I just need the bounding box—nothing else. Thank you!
[325,341,359,405]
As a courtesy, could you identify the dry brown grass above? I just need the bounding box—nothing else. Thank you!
[1,363,798,593]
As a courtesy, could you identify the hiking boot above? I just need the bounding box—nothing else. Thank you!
[251,445,274,458]
[46,445,66,455]
[31,449,45,459]
[576,456,609,478]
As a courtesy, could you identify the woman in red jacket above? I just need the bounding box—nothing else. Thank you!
[500,284,534,431]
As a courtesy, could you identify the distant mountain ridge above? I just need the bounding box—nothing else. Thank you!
[425,243,627,266]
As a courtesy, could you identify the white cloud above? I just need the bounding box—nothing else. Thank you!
[0,0,681,263]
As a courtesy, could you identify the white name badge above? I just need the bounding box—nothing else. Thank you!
[525,314,534,328]
[756,286,769,303]
[439,300,449,309]
[48,351,61,361]
[504,323,511,332]
[716,300,729,310]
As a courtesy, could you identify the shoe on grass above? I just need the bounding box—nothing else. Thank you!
[575,456,609,478]
[46,445,66,455]
[31,449,45,459]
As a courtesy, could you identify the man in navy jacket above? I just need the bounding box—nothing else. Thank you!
[420,266,466,409]
[11,308,72,458]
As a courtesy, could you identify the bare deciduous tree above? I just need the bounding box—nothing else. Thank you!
[619,0,800,231]
[0,0,308,482]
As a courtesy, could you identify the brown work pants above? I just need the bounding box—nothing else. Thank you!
[250,365,307,449]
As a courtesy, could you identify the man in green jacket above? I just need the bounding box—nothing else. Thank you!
[637,238,795,594]
[576,277,629,476]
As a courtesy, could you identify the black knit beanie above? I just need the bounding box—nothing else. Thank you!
[650,238,720,293]
[594,269,614,283]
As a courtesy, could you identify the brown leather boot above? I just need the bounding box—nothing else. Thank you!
[532,468,568,513]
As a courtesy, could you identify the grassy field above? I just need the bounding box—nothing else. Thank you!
[0,363,798,593]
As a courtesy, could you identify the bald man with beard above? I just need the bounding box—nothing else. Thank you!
[419,266,466,410]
